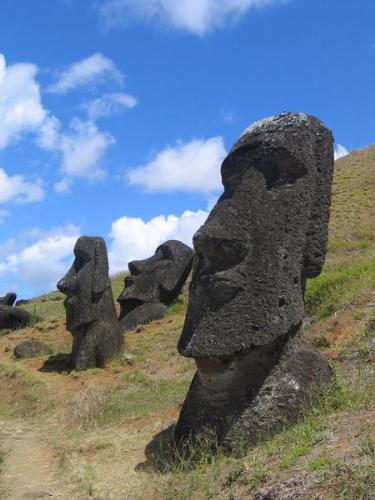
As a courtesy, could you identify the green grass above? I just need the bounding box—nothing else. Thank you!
[0,362,52,418]
[21,291,65,321]
[305,255,375,318]
[306,453,336,472]
[69,374,190,429]
[110,272,127,302]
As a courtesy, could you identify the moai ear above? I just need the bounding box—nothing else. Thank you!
[302,131,334,280]
[92,238,109,296]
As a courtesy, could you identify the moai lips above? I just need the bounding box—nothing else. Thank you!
[174,113,334,451]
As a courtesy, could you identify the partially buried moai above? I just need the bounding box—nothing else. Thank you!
[118,240,194,332]
[174,112,334,451]
[57,236,123,370]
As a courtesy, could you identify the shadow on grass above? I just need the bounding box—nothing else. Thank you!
[136,424,176,473]
[39,352,72,373]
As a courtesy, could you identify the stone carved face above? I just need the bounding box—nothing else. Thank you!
[57,236,109,330]
[178,113,334,359]
[118,240,194,319]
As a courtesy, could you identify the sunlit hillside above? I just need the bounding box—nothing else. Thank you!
[0,145,374,499]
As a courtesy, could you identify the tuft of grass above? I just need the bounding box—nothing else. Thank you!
[331,463,375,499]
[307,453,336,471]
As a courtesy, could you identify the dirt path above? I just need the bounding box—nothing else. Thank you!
[0,420,75,500]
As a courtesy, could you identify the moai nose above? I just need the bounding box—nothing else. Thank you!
[57,272,76,295]
[193,226,247,270]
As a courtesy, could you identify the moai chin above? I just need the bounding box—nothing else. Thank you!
[174,112,334,451]
[57,236,123,370]
[118,240,194,332]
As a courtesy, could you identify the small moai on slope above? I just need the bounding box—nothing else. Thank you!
[118,240,194,332]
[57,236,123,370]
[0,292,30,329]
[0,304,30,330]
[174,112,334,451]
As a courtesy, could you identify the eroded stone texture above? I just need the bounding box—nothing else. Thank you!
[174,112,334,450]
[118,240,194,331]
[57,236,123,370]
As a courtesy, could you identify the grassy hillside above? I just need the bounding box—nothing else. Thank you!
[0,146,374,499]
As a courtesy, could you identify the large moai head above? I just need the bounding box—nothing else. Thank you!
[174,113,334,449]
[57,236,110,331]
[178,113,334,358]
[118,240,194,330]
[57,236,123,370]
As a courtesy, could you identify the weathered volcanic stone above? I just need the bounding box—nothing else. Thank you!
[0,292,17,306]
[174,112,334,451]
[57,236,123,370]
[14,340,51,359]
[118,240,194,331]
[0,304,30,330]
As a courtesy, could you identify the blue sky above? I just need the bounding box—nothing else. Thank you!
[0,0,374,298]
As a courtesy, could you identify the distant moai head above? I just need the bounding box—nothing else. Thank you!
[118,240,194,319]
[178,112,334,359]
[57,236,109,331]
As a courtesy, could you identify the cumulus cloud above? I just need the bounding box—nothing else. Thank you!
[39,117,115,186]
[108,209,208,274]
[59,119,114,180]
[84,92,138,119]
[97,0,289,36]
[0,210,207,295]
[0,225,80,296]
[47,52,124,94]
[334,143,349,160]
[0,168,44,204]
[127,137,225,195]
[0,53,47,149]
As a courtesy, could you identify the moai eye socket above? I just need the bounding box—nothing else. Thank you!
[223,146,308,192]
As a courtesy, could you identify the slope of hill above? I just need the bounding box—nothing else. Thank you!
[0,145,374,499]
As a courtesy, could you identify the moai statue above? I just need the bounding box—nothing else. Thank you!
[0,303,30,329]
[118,240,194,332]
[0,292,17,306]
[174,113,334,451]
[57,236,123,370]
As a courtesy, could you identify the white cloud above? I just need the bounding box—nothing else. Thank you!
[0,53,47,149]
[334,143,349,160]
[40,117,115,183]
[127,137,225,195]
[0,168,44,204]
[97,0,289,36]
[48,52,124,94]
[108,209,207,274]
[54,178,71,194]
[0,225,80,295]
[84,92,138,119]
[60,119,114,180]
